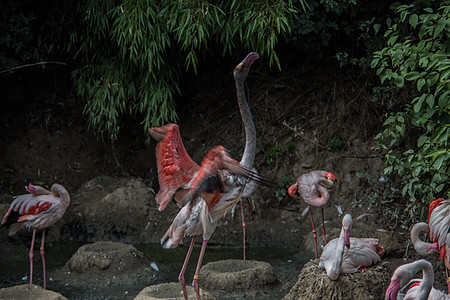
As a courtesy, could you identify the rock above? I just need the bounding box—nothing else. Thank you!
[59,176,174,243]
[199,259,277,297]
[0,284,67,300]
[54,241,157,288]
[134,282,216,300]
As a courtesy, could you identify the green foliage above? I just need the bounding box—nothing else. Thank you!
[46,0,305,140]
[275,175,295,202]
[327,136,343,152]
[265,141,294,165]
[372,3,450,209]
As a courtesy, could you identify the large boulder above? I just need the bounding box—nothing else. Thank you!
[53,241,157,288]
[59,176,176,243]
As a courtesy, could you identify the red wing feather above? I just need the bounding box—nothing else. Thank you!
[149,124,199,211]
[188,146,250,207]
[428,198,444,223]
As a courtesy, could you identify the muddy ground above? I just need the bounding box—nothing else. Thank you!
[0,54,447,299]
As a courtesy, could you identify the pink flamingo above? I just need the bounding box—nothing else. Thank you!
[428,198,450,292]
[149,52,273,300]
[2,182,70,289]
[319,214,384,280]
[385,259,450,300]
[288,170,337,258]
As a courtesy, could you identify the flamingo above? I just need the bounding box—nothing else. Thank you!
[385,259,450,300]
[319,214,384,280]
[410,222,439,256]
[288,170,337,258]
[428,198,450,292]
[2,182,70,289]
[149,52,272,300]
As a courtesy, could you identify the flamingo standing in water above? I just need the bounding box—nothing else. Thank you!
[319,214,384,280]
[428,198,450,292]
[149,52,273,300]
[385,259,450,300]
[288,170,337,258]
[2,182,70,289]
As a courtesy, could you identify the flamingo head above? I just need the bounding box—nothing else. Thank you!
[324,172,337,183]
[426,241,439,254]
[287,184,301,199]
[342,214,352,248]
[234,52,260,82]
[25,182,36,195]
[385,278,401,300]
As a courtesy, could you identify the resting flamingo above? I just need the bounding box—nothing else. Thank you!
[288,170,337,258]
[428,198,450,292]
[385,259,450,300]
[411,222,439,256]
[319,214,384,280]
[2,182,70,289]
[149,52,273,300]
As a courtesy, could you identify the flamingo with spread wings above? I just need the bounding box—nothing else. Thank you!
[149,52,274,300]
[2,182,70,289]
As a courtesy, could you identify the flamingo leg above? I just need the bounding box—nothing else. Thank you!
[192,239,208,300]
[240,200,246,261]
[29,228,37,285]
[40,229,46,289]
[321,207,327,245]
[179,236,197,300]
[308,208,318,259]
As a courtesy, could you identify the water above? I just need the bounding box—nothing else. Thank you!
[0,241,307,299]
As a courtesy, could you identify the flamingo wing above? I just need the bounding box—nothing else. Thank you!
[149,124,200,211]
[188,145,251,209]
[2,194,53,227]
[428,199,450,254]
[340,238,382,273]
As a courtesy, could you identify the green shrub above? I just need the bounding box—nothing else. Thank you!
[372,3,449,212]
[46,0,305,140]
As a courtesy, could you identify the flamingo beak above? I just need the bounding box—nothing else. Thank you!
[344,228,350,249]
[385,279,400,300]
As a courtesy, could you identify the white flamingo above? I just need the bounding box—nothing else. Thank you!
[385,259,449,300]
[319,214,384,280]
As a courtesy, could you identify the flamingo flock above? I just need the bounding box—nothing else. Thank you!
[1,51,448,300]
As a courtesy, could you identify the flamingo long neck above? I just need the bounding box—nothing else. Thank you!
[52,184,71,211]
[414,260,434,300]
[235,77,256,170]
[315,178,332,205]
[329,225,346,279]
[411,222,433,256]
